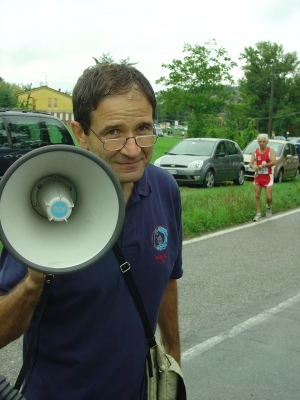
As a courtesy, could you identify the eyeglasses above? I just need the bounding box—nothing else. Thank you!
[83,124,157,152]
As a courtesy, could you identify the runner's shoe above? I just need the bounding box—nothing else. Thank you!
[253,213,262,222]
[266,206,272,218]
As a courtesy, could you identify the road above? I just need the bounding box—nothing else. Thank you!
[1,208,300,398]
[179,208,300,399]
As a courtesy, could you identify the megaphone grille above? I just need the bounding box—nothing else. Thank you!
[0,146,125,274]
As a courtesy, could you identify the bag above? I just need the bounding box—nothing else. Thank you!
[112,245,186,399]
[146,337,186,400]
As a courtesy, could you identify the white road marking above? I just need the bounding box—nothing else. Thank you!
[181,208,300,362]
[183,208,300,246]
[182,291,300,361]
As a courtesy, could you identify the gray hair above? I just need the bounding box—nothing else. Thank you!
[257,133,269,143]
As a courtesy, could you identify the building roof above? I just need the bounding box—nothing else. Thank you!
[17,86,71,98]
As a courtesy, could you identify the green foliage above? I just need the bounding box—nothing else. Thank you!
[156,40,237,137]
[239,41,300,134]
[93,53,138,66]
[0,78,21,108]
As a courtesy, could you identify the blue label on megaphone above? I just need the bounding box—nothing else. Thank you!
[51,201,69,218]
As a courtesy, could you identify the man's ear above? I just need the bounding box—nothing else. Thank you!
[70,121,88,150]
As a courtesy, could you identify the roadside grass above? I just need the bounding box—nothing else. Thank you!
[180,180,300,238]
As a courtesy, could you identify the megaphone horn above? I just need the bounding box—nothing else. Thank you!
[0,145,125,274]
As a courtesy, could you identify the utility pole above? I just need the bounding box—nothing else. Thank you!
[267,65,275,137]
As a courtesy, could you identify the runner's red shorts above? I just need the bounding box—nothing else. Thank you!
[254,174,273,187]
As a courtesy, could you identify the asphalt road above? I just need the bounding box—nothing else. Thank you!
[179,208,300,399]
[1,208,300,398]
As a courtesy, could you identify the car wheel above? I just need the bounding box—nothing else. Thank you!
[275,168,284,183]
[234,168,245,185]
[203,169,215,188]
[293,168,300,180]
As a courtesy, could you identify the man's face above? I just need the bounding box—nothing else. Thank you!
[73,89,154,185]
[258,137,267,149]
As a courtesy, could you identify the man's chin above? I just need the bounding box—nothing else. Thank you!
[117,170,145,184]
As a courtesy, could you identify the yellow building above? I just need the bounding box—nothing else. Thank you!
[17,86,73,125]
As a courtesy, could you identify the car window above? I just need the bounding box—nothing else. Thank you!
[243,141,259,154]
[169,140,215,156]
[0,117,8,148]
[226,141,238,155]
[5,116,73,148]
[268,142,283,156]
[216,142,226,155]
[290,144,296,156]
[284,144,291,157]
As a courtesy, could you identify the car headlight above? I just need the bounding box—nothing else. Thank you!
[154,158,161,167]
[188,160,203,169]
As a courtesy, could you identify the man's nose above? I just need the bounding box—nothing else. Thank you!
[120,137,141,156]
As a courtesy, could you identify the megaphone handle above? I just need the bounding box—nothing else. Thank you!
[15,275,54,394]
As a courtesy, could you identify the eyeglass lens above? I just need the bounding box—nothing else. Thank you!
[104,135,157,151]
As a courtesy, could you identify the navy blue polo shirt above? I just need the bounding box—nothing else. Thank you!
[0,164,183,400]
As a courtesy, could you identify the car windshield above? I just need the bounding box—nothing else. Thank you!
[6,116,74,148]
[243,141,283,157]
[168,140,215,156]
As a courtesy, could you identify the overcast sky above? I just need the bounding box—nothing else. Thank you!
[1,0,300,94]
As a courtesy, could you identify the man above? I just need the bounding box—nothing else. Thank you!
[249,133,276,222]
[0,64,183,399]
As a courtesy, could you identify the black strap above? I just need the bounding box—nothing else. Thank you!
[15,275,53,393]
[112,243,156,349]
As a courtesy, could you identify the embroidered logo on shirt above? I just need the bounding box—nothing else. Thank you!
[152,226,168,251]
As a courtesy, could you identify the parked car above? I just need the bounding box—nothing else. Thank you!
[155,127,164,137]
[273,135,286,140]
[154,138,245,188]
[243,139,299,182]
[288,137,300,144]
[0,109,75,178]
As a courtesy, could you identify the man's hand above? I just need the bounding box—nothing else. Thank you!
[27,268,45,291]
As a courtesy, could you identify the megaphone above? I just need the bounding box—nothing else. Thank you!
[0,145,125,274]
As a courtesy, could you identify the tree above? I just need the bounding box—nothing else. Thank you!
[93,53,138,66]
[0,78,22,108]
[239,41,300,135]
[155,40,237,137]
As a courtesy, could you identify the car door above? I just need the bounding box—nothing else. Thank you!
[226,140,241,179]
[284,143,298,177]
[213,141,230,181]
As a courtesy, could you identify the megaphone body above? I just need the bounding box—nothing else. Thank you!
[0,145,125,274]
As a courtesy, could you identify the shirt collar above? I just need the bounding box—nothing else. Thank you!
[127,165,152,207]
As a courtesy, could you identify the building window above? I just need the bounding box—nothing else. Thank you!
[48,98,51,107]
[60,113,63,120]
[54,98,57,107]
[65,113,69,121]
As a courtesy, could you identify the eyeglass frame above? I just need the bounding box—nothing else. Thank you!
[80,121,158,152]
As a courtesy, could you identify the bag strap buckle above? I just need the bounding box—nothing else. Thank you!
[120,262,130,273]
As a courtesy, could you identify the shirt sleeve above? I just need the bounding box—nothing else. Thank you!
[0,247,27,294]
[169,182,183,280]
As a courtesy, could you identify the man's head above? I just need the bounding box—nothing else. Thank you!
[72,63,156,132]
[257,133,269,144]
[71,64,157,188]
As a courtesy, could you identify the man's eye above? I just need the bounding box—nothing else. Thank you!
[106,129,119,137]
[138,126,150,134]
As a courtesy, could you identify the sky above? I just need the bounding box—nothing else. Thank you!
[1,0,300,94]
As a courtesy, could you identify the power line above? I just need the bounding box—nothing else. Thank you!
[251,111,300,120]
